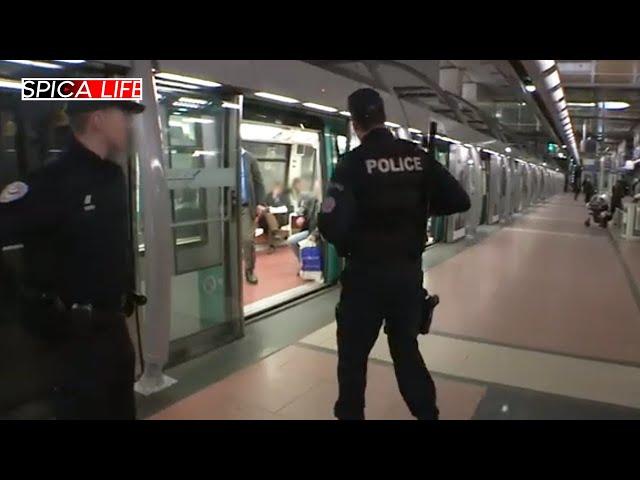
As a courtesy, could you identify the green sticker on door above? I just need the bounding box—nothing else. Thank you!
[198,265,225,329]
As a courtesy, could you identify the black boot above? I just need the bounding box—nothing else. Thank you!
[245,269,258,285]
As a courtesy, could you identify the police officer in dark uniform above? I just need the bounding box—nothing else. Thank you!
[318,89,470,420]
[0,100,145,419]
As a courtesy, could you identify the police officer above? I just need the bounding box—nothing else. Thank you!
[318,89,470,420]
[0,100,145,419]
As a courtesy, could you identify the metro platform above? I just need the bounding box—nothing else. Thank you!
[140,194,640,420]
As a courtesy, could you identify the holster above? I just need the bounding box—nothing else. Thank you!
[420,289,440,335]
[123,291,147,317]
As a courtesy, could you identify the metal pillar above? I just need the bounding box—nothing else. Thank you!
[130,60,177,395]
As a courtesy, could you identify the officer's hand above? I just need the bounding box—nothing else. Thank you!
[256,204,267,215]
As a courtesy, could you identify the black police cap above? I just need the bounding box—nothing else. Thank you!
[348,88,385,121]
[65,100,145,115]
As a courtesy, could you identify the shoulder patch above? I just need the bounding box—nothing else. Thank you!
[321,196,337,213]
[0,181,29,203]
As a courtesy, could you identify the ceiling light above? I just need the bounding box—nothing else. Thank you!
[156,79,200,90]
[172,101,202,108]
[505,147,512,153]
[552,88,564,101]
[545,71,561,90]
[0,78,22,90]
[156,85,195,94]
[408,128,422,134]
[255,91,299,104]
[384,121,400,128]
[4,60,62,69]
[435,134,461,145]
[178,97,208,105]
[302,102,338,112]
[181,117,214,124]
[568,102,596,107]
[525,84,536,93]
[55,60,86,64]
[221,102,241,109]
[339,111,351,117]
[537,60,556,72]
[156,72,220,88]
[597,101,630,110]
[192,150,218,157]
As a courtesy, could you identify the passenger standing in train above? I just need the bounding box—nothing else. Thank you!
[0,100,145,419]
[263,182,291,252]
[318,88,471,420]
[239,149,266,284]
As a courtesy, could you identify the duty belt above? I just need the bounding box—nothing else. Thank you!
[21,288,146,331]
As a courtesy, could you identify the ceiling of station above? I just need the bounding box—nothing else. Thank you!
[557,60,640,149]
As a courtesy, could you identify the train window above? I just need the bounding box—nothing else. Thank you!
[157,94,227,251]
[240,121,321,195]
[242,141,290,193]
[0,111,19,187]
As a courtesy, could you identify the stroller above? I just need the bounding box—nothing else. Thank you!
[585,193,610,228]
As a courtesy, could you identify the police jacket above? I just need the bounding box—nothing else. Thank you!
[318,127,470,262]
[0,135,133,312]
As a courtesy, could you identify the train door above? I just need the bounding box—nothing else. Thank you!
[498,156,508,221]
[479,151,490,224]
[507,157,516,218]
[512,161,522,213]
[465,146,483,236]
[427,138,450,245]
[238,102,333,317]
[447,144,470,241]
[134,72,245,375]
[522,163,530,208]
[487,153,501,224]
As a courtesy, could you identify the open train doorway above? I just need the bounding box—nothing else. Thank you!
[239,102,336,317]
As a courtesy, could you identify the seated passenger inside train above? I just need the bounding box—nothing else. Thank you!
[287,179,322,270]
[288,178,304,210]
[260,182,292,252]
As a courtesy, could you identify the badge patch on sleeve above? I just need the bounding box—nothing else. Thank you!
[0,181,29,203]
[322,196,337,213]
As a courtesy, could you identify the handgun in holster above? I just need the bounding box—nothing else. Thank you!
[123,291,147,317]
[420,288,440,335]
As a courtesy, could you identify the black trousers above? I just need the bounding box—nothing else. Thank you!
[53,314,136,420]
[334,260,438,420]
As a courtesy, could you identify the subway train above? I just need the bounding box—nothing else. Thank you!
[0,60,564,417]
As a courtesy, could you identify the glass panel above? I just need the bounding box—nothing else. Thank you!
[153,85,238,342]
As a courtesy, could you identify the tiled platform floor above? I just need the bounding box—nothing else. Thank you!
[151,194,640,420]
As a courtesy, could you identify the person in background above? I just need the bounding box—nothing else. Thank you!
[287,179,321,263]
[582,176,595,204]
[288,177,303,210]
[573,177,581,201]
[262,182,291,252]
[239,149,266,285]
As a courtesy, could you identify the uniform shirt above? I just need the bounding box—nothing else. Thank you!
[0,135,132,311]
[319,127,470,262]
